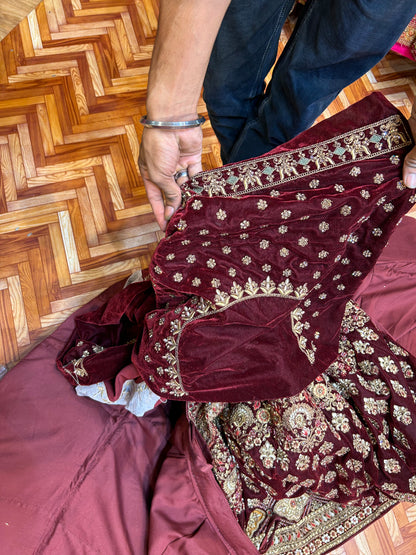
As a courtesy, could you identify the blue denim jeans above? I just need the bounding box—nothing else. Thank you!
[203,0,416,163]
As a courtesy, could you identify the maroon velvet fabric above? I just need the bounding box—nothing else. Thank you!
[136,93,414,402]
[56,93,416,406]
[56,280,155,386]
[0,289,256,554]
[355,214,416,354]
[1,225,416,553]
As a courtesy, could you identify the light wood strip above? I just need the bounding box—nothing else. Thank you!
[34,43,94,56]
[43,0,59,33]
[27,9,43,50]
[63,126,126,144]
[19,18,36,59]
[40,306,81,327]
[119,66,149,77]
[70,257,142,285]
[0,213,60,234]
[48,221,72,287]
[98,221,159,244]
[73,7,130,17]
[0,289,18,366]
[115,18,133,64]
[7,190,77,212]
[7,275,31,348]
[0,143,18,202]
[17,60,78,74]
[17,260,41,331]
[50,287,107,312]
[142,0,158,31]
[8,133,28,191]
[51,0,67,26]
[102,153,124,210]
[76,187,99,247]
[106,75,148,94]
[84,175,108,235]
[17,123,37,178]
[406,505,416,523]
[89,231,158,256]
[384,510,405,547]
[36,157,102,174]
[59,20,116,31]
[44,93,65,146]
[72,116,134,133]
[125,123,141,175]
[134,0,153,38]
[8,69,72,82]
[107,26,127,72]
[27,168,94,187]
[114,203,153,219]
[36,103,55,157]
[50,28,108,40]
[0,201,68,225]
[0,279,8,291]
[121,11,141,54]
[58,210,81,274]
[0,97,45,110]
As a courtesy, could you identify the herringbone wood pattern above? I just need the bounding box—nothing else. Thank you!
[0,2,415,553]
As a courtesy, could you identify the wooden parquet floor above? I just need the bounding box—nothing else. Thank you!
[0,2,415,553]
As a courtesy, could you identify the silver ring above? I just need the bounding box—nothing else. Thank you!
[174,169,189,182]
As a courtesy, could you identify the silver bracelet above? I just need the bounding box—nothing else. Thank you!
[140,114,205,129]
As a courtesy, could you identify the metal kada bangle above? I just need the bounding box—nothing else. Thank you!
[140,115,205,129]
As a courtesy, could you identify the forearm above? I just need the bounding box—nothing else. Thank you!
[146,0,231,120]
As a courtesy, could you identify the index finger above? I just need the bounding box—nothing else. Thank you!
[144,178,170,231]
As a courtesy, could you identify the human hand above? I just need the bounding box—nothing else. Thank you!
[404,107,416,189]
[139,126,203,230]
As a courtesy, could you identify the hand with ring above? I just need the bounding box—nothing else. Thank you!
[138,125,203,230]
[174,168,189,182]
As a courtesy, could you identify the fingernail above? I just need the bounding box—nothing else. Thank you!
[406,174,416,189]
[165,206,174,221]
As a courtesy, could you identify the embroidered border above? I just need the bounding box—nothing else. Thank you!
[183,115,412,198]
[262,497,396,554]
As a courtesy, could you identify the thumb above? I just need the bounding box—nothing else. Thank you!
[403,145,416,189]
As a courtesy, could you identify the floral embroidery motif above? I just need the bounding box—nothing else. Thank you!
[192,199,203,210]
[373,173,384,184]
[257,199,268,210]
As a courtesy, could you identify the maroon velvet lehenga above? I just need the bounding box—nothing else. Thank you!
[56,92,416,554]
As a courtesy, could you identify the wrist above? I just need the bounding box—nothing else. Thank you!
[140,114,205,129]
[146,88,199,122]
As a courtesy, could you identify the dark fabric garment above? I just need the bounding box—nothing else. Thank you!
[355,214,416,354]
[203,0,416,163]
[56,93,416,404]
[1,215,416,554]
